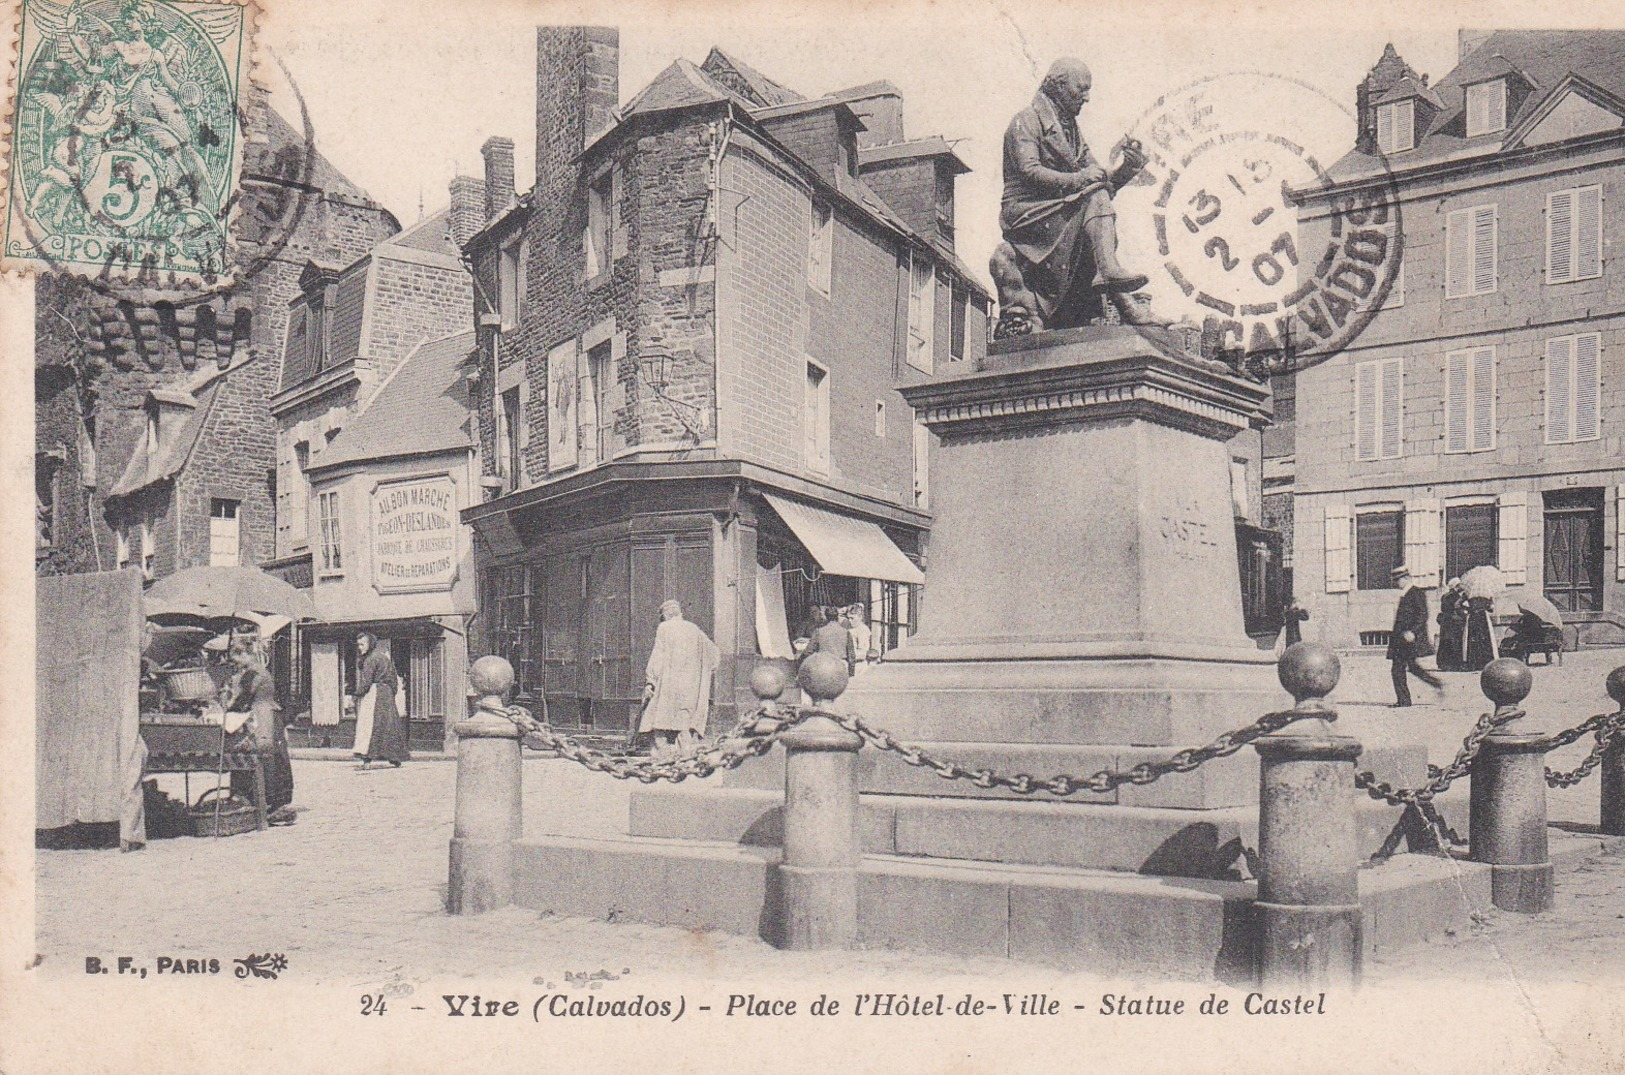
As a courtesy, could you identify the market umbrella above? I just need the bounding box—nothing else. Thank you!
[1459,564,1505,600]
[144,566,317,624]
[1517,594,1565,628]
[142,624,215,668]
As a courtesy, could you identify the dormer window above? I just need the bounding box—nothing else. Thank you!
[1465,79,1507,137]
[1376,99,1415,154]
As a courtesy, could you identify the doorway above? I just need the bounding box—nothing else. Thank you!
[1543,488,1604,613]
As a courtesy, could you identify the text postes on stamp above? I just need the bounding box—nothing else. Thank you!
[4,0,251,289]
[1116,71,1402,375]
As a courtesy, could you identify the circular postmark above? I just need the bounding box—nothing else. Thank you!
[1114,71,1403,375]
[6,0,318,308]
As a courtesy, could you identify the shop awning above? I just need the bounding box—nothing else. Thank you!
[762,493,925,585]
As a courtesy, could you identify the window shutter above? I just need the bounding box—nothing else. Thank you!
[1379,358,1403,459]
[577,345,598,467]
[1405,498,1441,586]
[1354,362,1377,461]
[1547,189,1574,283]
[1466,86,1486,136]
[1575,333,1601,440]
[1445,210,1470,297]
[1324,503,1351,593]
[1376,106,1392,153]
[1546,336,1573,443]
[1471,347,1495,451]
[1395,100,1414,151]
[1498,492,1528,585]
[1446,350,1470,452]
[1473,205,1497,293]
[1617,487,1625,582]
[1576,186,1602,279]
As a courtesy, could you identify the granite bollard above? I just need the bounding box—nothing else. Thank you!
[1468,659,1551,913]
[448,655,524,915]
[1254,643,1363,989]
[773,653,863,950]
[1597,666,1625,837]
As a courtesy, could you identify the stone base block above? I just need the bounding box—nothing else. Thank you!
[447,837,513,915]
[1256,901,1362,988]
[1489,861,1555,913]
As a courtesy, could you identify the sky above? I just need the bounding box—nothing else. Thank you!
[253,0,1600,288]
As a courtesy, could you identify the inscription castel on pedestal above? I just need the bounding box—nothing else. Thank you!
[847,325,1282,763]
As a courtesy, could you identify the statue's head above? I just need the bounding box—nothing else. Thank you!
[1041,59,1093,117]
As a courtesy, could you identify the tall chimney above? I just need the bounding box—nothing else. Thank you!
[535,27,619,196]
[481,136,515,219]
[448,175,484,249]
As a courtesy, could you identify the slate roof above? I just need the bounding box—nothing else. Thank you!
[858,136,970,173]
[620,59,735,120]
[1329,30,1625,181]
[109,354,256,498]
[701,48,805,107]
[308,330,476,473]
[386,207,459,258]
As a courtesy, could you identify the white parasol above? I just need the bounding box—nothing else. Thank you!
[1459,564,1505,601]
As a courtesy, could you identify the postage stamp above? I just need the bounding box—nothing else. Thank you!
[2,0,253,286]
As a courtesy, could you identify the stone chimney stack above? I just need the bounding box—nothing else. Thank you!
[481,136,515,220]
[535,27,619,196]
[448,175,484,249]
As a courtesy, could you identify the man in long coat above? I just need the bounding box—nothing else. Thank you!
[640,600,720,758]
[1387,566,1443,707]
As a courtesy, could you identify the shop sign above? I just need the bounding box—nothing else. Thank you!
[370,475,458,593]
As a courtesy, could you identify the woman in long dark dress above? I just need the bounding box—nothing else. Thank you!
[1462,595,1498,671]
[225,638,296,824]
[1436,579,1467,672]
[352,632,409,768]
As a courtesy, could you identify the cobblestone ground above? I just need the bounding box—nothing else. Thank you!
[24,650,1625,1072]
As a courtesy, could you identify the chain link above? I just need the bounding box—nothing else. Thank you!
[1545,711,1625,788]
[1354,707,1512,813]
[825,707,1314,797]
[500,704,801,783]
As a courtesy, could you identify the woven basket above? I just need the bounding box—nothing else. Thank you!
[190,788,259,837]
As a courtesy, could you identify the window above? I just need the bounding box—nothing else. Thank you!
[317,490,342,575]
[1354,357,1403,461]
[499,386,522,488]
[874,400,887,438]
[499,237,524,329]
[1376,99,1415,154]
[140,511,154,580]
[907,252,935,373]
[584,165,621,280]
[1355,509,1405,590]
[1546,333,1602,444]
[116,527,131,570]
[209,498,240,568]
[912,417,930,510]
[804,361,830,473]
[1445,204,1497,297]
[307,290,328,373]
[1546,186,1602,284]
[808,202,833,296]
[936,168,956,238]
[1445,503,1498,583]
[1229,458,1249,519]
[950,279,968,360]
[290,442,310,546]
[588,341,612,465]
[868,578,921,656]
[1465,80,1507,137]
[1445,347,1495,453]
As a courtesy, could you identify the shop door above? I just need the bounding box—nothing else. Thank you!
[1544,489,1604,613]
[580,544,631,731]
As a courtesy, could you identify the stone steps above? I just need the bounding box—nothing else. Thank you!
[507,830,1619,978]
[627,782,1464,879]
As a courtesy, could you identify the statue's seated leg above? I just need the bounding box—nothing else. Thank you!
[990,241,1042,338]
[1081,193,1149,294]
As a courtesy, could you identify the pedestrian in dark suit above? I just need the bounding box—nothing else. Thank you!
[1387,565,1443,707]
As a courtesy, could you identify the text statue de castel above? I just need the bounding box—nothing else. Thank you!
[991,58,1169,336]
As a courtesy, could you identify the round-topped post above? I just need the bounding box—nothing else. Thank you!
[1469,659,1551,912]
[774,653,863,950]
[448,655,525,914]
[1254,642,1364,988]
[1596,667,1625,836]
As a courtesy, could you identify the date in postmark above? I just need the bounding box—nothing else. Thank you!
[3,0,253,286]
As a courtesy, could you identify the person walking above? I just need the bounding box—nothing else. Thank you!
[804,604,857,676]
[348,632,409,769]
[1387,566,1443,707]
[640,600,720,760]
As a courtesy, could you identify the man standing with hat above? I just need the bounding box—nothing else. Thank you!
[1387,565,1443,707]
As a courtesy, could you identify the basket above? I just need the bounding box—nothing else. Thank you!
[163,667,218,702]
[190,787,260,837]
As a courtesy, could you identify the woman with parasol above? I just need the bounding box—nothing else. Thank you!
[1458,565,1503,672]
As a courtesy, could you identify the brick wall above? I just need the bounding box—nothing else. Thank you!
[179,353,280,569]
[760,111,845,184]
[858,157,939,239]
[366,253,475,386]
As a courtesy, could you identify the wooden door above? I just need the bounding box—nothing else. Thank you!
[1544,493,1603,613]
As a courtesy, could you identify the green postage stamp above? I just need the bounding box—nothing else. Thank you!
[3,0,251,284]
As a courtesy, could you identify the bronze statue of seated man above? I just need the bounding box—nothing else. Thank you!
[991,58,1166,336]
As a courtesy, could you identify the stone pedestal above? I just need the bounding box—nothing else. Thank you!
[447,712,523,915]
[778,713,863,949]
[850,327,1282,805]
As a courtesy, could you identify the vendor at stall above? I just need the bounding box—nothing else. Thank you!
[222,636,296,825]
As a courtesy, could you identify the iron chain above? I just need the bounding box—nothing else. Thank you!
[502,705,800,783]
[1545,711,1625,788]
[1354,707,1512,811]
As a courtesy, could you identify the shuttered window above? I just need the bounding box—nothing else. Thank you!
[209,498,240,568]
[1546,333,1602,443]
[1376,100,1415,154]
[1546,186,1602,284]
[1445,347,1495,453]
[1465,80,1507,137]
[1403,499,1442,587]
[1498,493,1528,585]
[1354,358,1403,461]
[1323,503,1351,593]
[1355,509,1405,590]
[808,202,833,296]
[1445,503,1498,583]
[1446,205,1497,297]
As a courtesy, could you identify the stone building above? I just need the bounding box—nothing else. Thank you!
[463,29,992,737]
[1290,30,1625,648]
[33,98,398,582]
[262,193,476,741]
